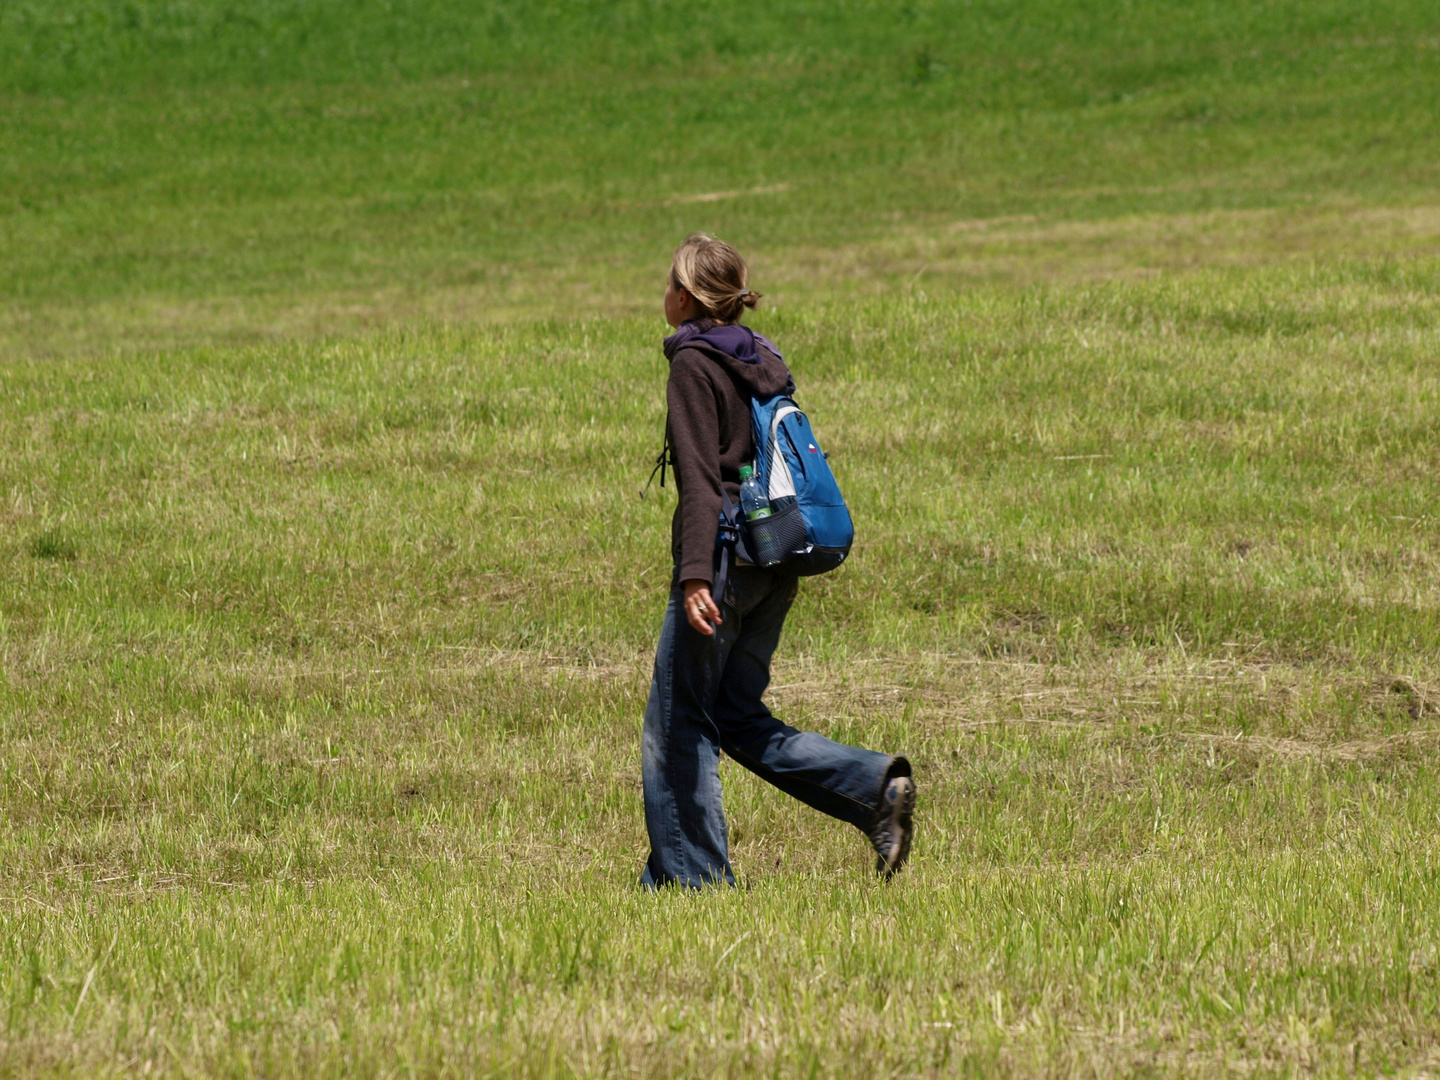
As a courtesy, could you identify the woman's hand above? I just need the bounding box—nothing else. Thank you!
[682,579,722,636]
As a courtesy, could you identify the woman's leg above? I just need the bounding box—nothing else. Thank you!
[714,571,901,832]
[640,582,737,889]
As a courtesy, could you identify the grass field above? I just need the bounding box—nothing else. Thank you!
[5,1,1440,1076]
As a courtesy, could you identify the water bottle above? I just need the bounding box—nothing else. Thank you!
[738,464,771,520]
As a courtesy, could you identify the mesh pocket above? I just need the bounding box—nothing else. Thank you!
[744,498,809,568]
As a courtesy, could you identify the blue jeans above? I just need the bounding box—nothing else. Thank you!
[641,567,902,889]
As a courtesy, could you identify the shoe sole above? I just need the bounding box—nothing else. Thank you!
[874,776,916,880]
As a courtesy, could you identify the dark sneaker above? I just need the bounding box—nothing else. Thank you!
[868,774,916,880]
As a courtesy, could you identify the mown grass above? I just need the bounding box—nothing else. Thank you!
[5,261,1440,1075]
[5,0,1440,1076]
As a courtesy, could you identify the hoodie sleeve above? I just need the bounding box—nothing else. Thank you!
[667,351,724,586]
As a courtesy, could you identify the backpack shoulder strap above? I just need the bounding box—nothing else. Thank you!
[712,487,756,608]
[713,490,738,612]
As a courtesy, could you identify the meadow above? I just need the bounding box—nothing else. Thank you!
[4,1,1440,1076]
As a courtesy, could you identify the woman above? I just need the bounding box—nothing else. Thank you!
[641,233,915,889]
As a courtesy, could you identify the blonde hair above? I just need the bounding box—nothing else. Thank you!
[669,233,761,324]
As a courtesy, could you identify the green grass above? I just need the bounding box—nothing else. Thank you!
[4,0,1440,353]
[5,1,1440,1076]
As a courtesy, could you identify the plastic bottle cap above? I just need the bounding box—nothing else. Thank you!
[738,465,754,480]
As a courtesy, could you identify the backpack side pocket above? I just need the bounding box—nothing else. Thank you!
[742,496,808,568]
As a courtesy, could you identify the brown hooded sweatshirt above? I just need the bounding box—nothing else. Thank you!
[665,338,794,585]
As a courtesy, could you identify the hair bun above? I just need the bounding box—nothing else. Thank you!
[670,234,759,323]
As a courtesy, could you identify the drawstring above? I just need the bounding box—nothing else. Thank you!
[642,430,671,498]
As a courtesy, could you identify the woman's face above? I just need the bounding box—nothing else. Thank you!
[664,275,694,328]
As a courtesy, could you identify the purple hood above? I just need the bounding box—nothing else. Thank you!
[663,319,795,398]
[663,320,783,365]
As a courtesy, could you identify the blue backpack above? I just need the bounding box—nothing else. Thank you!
[715,393,854,599]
